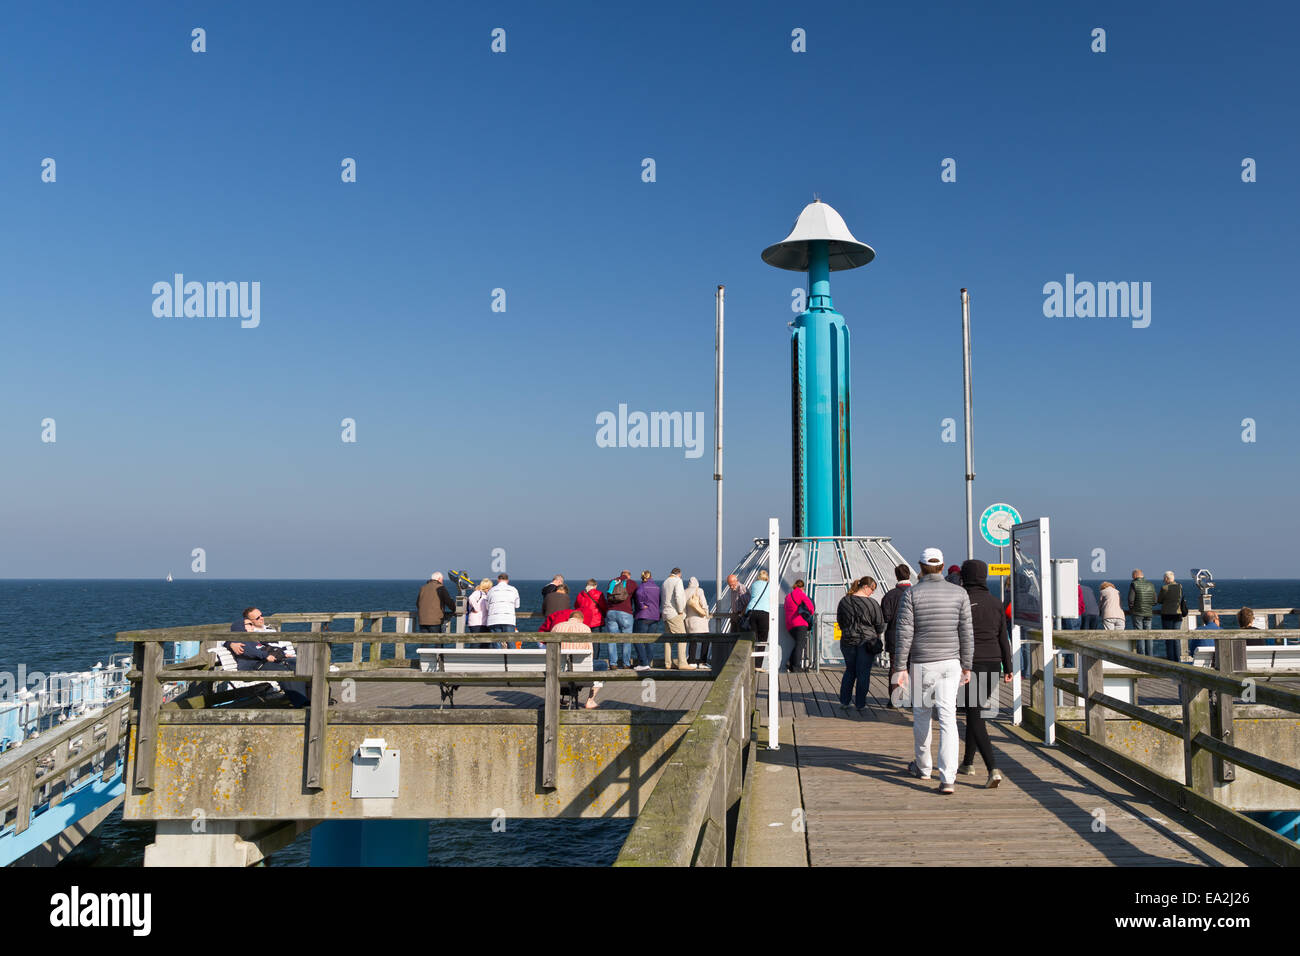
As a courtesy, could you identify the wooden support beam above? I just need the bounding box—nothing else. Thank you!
[1082,653,1106,741]
[1211,686,1236,784]
[1181,681,1214,798]
[369,616,383,664]
[133,642,163,790]
[305,641,330,790]
[12,761,35,836]
[542,642,559,789]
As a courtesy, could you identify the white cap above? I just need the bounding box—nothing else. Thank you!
[761,200,875,272]
[920,547,944,567]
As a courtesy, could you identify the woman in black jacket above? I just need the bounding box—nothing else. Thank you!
[958,560,1014,787]
[836,577,885,713]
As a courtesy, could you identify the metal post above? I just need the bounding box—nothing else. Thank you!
[715,285,725,622]
[1010,624,1022,726]
[767,517,780,749]
[1041,518,1056,746]
[961,288,974,560]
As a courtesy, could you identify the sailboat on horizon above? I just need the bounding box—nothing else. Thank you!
[165,572,173,583]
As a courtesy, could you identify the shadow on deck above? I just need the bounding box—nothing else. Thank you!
[749,670,1272,867]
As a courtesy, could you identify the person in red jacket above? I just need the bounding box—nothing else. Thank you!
[539,606,577,632]
[574,580,608,629]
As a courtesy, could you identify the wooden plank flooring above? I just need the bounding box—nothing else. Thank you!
[755,669,1270,866]
[333,663,1274,866]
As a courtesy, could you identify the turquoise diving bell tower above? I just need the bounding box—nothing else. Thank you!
[761,200,875,537]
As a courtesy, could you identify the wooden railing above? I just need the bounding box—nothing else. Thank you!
[614,636,756,866]
[119,619,741,796]
[1168,606,1298,631]
[1024,628,1300,866]
[0,695,129,839]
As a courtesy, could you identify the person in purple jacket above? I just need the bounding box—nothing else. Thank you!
[632,571,662,672]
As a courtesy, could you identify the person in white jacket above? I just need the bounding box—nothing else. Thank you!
[486,574,520,648]
[659,568,694,670]
[466,578,492,648]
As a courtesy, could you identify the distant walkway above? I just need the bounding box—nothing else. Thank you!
[754,671,1270,867]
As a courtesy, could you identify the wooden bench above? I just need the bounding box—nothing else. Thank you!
[207,642,292,694]
[416,646,598,708]
[1192,643,1300,671]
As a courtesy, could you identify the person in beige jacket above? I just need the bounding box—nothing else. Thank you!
[659,568,694,669]
[684,576,711,666]
[1098,582,1125,630]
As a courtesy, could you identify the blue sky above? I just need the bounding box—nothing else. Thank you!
[2,1,1297,579]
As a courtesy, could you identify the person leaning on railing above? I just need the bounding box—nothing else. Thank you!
[659,568,693,670]
[684,576,714,671]
[746,570,772,655]
[1128,570,1156,656]
[417,572,457,635]
[1098,582,1125,630]
[1154,572,1186,662]
[466,579,492,648]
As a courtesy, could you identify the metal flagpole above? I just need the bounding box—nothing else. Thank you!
[961,289,975,560]
[715,286,725,626]
[999,545,1005,603]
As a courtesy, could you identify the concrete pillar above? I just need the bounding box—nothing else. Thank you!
[144,820,264,867]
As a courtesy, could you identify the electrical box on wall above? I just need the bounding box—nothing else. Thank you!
[351,738,400,798]
[1051,559,1079,619]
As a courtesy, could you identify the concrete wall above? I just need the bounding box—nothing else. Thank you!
[125,708,690,821]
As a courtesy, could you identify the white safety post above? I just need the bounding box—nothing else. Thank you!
[1011,624,1022,726]
[1041,518,1056,746]
[767,517,780,750]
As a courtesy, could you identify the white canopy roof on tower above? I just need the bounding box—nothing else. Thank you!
[761,199,876,272]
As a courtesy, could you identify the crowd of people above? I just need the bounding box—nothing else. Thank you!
[1060,570,1276,660]
[222,564,1283,727]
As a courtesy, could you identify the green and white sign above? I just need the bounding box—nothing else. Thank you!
[980,503,1021,547]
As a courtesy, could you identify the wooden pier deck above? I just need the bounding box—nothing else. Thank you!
[751,670,1273,867]
[342,664,1275,866]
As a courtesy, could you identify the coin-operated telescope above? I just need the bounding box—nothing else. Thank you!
[1191,568,1215,613]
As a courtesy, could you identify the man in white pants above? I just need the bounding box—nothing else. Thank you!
[891,547,973,795]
